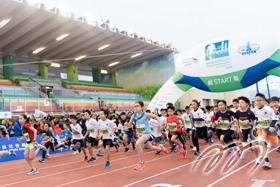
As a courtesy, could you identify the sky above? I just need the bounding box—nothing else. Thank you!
[38,0,280,98]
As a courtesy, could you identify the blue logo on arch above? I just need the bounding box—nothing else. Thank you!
[238,41,260,55]
[205,40,229,61]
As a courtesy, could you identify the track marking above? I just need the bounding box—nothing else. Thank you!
[206,147,278,187]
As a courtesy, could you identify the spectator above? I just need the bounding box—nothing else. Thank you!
[7,120,15,137]
[13,118,22,137]
[98,97,103,110]
[113,106,118,115]
[53,123,63,134]
[37,121,45,135]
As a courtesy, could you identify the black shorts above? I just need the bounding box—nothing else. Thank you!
[208,127,216,132]
[168,131,182,139]
[87,137,99,147]
[103,139,113,149]
[186,128,191,134]
[71,139,84,147]
[242,128,257,143]
[221,129,231,135]
[152,136,161,143]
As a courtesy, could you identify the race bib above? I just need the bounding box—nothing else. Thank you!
[258,119,271,128]
[66,134,69,138]
[185,120,191,125]
[72,132,78,136]
[239,120,249,129]
[24,133,30,141]
[136,124,146,135]
[220,120,230,130]
[168,123,177,131]
[194,121,202,127]
[207,121,211,124]
[101,128,109,135]
[150,126,154,131]
[88,128,95,133]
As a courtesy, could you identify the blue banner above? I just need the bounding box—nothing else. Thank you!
[0,133,71,162]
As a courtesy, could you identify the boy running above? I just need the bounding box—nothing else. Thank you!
[253,93,279,169]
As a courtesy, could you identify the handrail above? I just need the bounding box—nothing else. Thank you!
[61,80,79,90]
[29,76,44,87]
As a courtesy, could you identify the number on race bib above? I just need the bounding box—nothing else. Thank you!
[169,123,177,131]
[194,121,202,127]
[24,133,30,141]
[136,124,146,135]
[220,121,230,130]
[101,129,109,135]
[88,129,95,133]
[72,132,78,136]
[258,119,271,128]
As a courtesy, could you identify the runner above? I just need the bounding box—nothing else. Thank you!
[270,96,280,152]
[0,126,16,157]
[97,109,117,168]
[69,115,88,161]
[235,96,259,163]
[130,101,168,171]
[121,112,136,152]
[83,110,101,163]
[191,100,208,157]
[205,105,214,145]
[146,110,163,155]
[182,106,192,141]
[166,106,187,159]
[17,114,46,175]
[59,123,78,154]
[253,93,279,170]
[232,98,241,144]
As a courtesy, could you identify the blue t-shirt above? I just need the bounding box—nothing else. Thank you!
[63,129,72,139]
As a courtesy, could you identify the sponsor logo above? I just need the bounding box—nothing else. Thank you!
[205,40,229,61]
[238,41,260,55]
[152,102,157,104]
[193,58,198,63]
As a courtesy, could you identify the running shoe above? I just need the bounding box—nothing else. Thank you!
[194,151,201,157]
[124,147,129,152]
[262,161,272,170]
[236,151,242,160]
[134,162,145,171]
[116,148,119,152]
[159,144,168,154]
[276,146,280,153]
[115,140,119,147]
[35,144,47,151]
[205,139,210,143]
[85,156,88,161]
[267,143,271,148]
[226,150,231,156]
[9,150,17,157]
[249,147,254,152]
[170,145,176,152]
[97,150,104,156]
[182,150,187,159]
[104,161,110,169]
[231,151,236,158]
[27,169,39,176]
[190,143,194,148]
[88,157,96,163]
[256,158,261,165]
[174,146,179,152]
[45,154,50,159]
[39,158,45,163]
[154,151,161,155]
[163,141,166,146]
[210,141,214,145]
[178,144,183,153]
[73,151,78,155]
[192,147,197,152]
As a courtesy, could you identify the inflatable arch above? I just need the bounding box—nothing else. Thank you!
[148,32,280,110]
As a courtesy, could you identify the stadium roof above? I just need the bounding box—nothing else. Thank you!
[0,0,178,73]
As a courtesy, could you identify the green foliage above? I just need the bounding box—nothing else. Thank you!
[130,84,163,99]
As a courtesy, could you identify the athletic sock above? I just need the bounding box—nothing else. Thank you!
[265,158,269,162]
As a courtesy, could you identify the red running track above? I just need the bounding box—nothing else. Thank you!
[0,139,280,187]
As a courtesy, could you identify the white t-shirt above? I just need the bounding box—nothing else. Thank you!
[253,105,279,129]
[182,113,192,129]
[160,116,166,126]
[231,108,239,113]
[149,118,162,137]
[205,112,214,127]
[191,108,205,128]
[86,118,99,138]
[98,119,116,140]
[70,124,83,140]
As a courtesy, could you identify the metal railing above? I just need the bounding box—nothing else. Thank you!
[0,97,151,114]
[51,88,151,100]
[0,86,39,97]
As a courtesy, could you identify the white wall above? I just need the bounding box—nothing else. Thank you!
[180,88,251,108]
